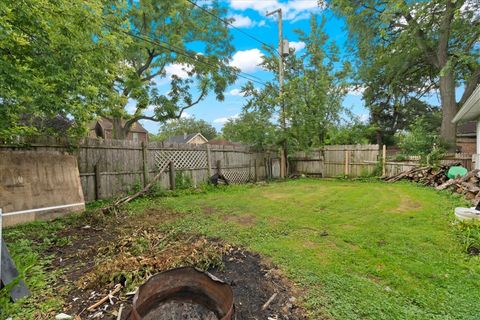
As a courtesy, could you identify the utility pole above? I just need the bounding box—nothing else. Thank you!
[267,8,288,178]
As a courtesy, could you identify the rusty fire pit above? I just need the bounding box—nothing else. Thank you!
[126,267,234,320]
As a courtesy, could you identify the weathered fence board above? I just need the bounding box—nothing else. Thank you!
[292,146,473,178]
[291,145,380,178]
[1,138,280,202]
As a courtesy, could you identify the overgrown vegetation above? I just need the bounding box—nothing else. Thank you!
[396,115,446,166]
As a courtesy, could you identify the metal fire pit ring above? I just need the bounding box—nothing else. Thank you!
[126,267,234,320]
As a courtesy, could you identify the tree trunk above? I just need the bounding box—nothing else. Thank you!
[112,117,127,140]
[439,70,457,148]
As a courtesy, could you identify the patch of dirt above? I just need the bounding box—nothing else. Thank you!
[223,214,257,227]
[40,208,304,319]
[393,196,422,213]
[202,206,216,215]
[210,247,305,320]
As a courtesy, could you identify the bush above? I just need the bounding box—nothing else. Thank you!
[396,116,445,166]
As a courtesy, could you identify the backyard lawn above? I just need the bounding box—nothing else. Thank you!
[3,179,480,319]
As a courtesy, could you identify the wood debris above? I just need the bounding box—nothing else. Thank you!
[86,284,122,312]
[103,162,169,214]
[384,164,480,201]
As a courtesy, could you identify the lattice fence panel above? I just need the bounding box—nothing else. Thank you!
[155,150,207,169]
[223,167,251,184]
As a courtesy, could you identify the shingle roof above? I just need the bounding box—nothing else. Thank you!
[165,133,199,144]
[207,139,242,146]
[90,117,148,133]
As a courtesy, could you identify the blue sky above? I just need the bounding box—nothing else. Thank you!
[137,0,370,134]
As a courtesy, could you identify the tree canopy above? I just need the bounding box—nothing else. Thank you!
[235,15,349,152]
[106,0,237,139]
[328,0,480,145]
[0,0,126,139]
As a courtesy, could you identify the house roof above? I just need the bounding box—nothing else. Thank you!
[452,85,480,123]
[165,133,208,144]
[207,139,242,146]
[90,117,148,133]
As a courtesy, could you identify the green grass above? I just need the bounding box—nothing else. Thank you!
[3,179,480,319]
[1,219,68,319]
[145,179,480,319]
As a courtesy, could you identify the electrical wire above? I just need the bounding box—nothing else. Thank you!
[185,0,279,55]
[118,28,268,86]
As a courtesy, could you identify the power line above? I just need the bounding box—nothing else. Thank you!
[185,0,279,55]
[117,28,268,86]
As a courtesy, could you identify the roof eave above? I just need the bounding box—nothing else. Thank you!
[452,85,480,123]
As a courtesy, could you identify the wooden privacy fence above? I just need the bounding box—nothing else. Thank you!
[384,153,473,176]
[1,137,281,202]
[290,144,380,178]
[290,144,473,178]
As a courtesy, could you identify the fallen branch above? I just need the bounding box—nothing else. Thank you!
[261,292,277,311]
[87,284,122,312]
[103,162,170,213]
[436,177,462,190]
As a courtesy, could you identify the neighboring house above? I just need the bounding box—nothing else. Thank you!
[453,85,480,168]
[207,139,243,147]
[165,133,208,145]
[457,121,476,154]
[89,117,148,142]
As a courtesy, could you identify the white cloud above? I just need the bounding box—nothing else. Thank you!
[164,63,193,79]
[359,114,369,123]
[348,86,365,96]
[229,0,324,21]
[230,14,266,28]
[229,88,244,96]
[289,41,306,52]
[180,111,192,119]
[213,114,240,124]
[230,48,264,73]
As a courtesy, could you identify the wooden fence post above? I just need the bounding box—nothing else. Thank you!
[94,164,102,200]
[254,159,259,182]
[344,149,349,176]
[142,141,148,187]
[382,144,387,176]
[206,144,212,177]
[169,161,176,190]
[264,157,269,179]
[280,149,285,178]
[216,160,222,175]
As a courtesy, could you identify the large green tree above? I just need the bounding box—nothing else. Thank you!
[0,0,126,139]
[154,117,218,141]
[240,16,349,152]
[107,0,237,139]
[328,0,480,145]
[222,110,276,149]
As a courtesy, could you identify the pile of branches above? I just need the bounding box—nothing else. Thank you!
[384,163,480,201]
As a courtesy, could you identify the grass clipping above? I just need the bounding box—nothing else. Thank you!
[77,227,228,290]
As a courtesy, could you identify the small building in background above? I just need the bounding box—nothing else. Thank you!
[89,117,148,142]
[207,139,243,147]
[165,133,208,145]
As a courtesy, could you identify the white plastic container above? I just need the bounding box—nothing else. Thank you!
[454,207,480,221]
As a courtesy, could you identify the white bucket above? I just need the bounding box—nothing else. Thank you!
[454,207,480,221]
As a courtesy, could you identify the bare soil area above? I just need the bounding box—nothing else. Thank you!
[41,208,305,319]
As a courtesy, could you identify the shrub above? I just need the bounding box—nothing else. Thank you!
[396,116,446,166]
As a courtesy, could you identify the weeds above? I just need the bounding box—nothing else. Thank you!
[454,220,480,255]
[77,227,227,290]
